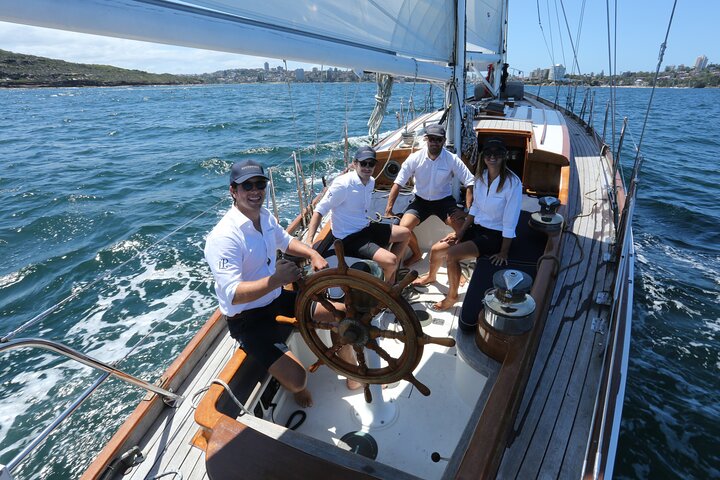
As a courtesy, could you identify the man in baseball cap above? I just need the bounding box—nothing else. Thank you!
[306,146,410,283]
[204,160,332,408]
[384,123,474,269]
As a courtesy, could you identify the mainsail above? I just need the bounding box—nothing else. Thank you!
[0,1,506,82]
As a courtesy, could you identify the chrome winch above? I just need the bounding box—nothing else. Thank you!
[482,269,536,335]
[529,196,563,233]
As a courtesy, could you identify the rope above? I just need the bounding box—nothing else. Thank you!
[1,196,226,343]
[368,74,394,139]
[191,378,251,415]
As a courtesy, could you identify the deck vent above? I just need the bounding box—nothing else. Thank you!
[529,196,563,233]
[483,270,536,335]
[338,431,379,459]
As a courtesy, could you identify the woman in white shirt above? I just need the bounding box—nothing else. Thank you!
[414,139,522,311]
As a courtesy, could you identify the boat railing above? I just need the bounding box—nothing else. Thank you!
[0,338,183,474]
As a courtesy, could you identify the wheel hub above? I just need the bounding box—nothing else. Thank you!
[338,318,370,346]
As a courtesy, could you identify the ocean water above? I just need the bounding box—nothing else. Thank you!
[0,83,717,479]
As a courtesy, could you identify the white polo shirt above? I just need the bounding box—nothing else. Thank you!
[314,170,374,239]
[469,171,523,238]
[394,147,474,200]
[204,205,293,316]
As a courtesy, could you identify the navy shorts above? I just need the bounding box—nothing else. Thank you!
[225,289,296,369]
[341,222,392,259]
[404,195,462,223]
[461,224,503,255]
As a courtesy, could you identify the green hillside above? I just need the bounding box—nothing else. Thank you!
[0,49,204,87]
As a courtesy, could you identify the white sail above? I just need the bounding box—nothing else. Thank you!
[466,0,506,54]
[0,0,456,82]
[187,1,456,63]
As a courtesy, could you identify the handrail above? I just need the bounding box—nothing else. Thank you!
[1,338,184,472]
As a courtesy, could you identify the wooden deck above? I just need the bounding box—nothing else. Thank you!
[122,333,237,480]
[495,113,617,478]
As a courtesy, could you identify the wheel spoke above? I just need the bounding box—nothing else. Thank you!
[369,326,406,342]
[342,287,357,319]
[404,373,431,396]
[356,310,375,326]
[306,319,339,331]
[353,345,369,376]
[366,340,398,368]
[341,286,355,306]
[391,269,418,295]
[312,294,344,320]
[333,240,348,273]
[322,343,345,359]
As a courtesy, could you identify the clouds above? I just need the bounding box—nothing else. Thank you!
[0,22,289,74]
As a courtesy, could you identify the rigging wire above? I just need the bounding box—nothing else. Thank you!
[310,64,325,198]
[553,0,568,71]
[573,0,588,75]
[632,0,677,174]
[558,0,583,76]
[536,0,556,69]
[605,0,617,174]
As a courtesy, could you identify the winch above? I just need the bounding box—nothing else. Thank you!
[529,196,563,233]
[483,269,536,335]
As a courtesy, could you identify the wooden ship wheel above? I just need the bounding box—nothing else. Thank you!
[295,241,456,403]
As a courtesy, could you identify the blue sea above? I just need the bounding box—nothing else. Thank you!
[0,83,718,479]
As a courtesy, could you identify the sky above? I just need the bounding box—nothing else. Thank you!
[0,0,716,76]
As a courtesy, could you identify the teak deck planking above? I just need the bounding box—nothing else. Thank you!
[497,117,616,479]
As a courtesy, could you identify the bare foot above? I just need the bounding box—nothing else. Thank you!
[459,273,468,287]
[412,274,436,286]
[431,296,457,311]
[346,378,363,390]
[403,253,422,267]
[293,388,313,408]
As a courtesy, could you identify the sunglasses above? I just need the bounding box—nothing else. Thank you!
[237,180,268,191]
[357,160,377,168]
[426,136,444,143]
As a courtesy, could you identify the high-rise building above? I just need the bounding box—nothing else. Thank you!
[264,62,269,72]
[694,55,708,71]
[548,64,566,81]
[295,68,305,81]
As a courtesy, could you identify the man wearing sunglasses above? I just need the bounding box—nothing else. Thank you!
[306,146,410,283]
[383,123,474,266]
[204,159,331,408]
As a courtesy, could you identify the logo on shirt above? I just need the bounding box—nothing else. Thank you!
[218,258,229,270]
